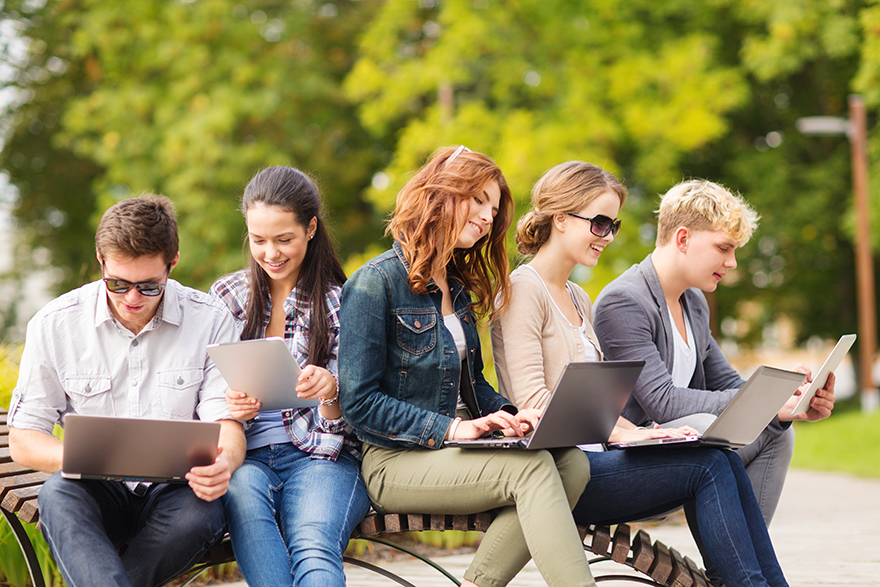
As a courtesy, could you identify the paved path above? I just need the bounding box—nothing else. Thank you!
[220,468,880,586]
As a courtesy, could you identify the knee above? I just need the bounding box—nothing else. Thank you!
[173,491,226,544]
[552,448,591,505]
[38,473,92,518]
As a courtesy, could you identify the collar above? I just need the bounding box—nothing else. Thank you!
[92,278,182,329]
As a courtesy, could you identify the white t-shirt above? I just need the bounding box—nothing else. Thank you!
[667,303,697,387]
[444,313,468,411]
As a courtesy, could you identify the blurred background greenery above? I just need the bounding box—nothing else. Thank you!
[0,0,878,369]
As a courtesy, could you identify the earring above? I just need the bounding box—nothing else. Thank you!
[309,234,314,240]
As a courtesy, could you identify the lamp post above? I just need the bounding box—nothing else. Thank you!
[797,94,878,412]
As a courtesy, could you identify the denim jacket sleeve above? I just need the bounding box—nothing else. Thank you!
[338,262,452,450]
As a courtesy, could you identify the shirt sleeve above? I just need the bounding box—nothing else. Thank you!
[8,313,68,435]
[196,305,240,423]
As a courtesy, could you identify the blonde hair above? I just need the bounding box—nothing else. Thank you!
[387,146,513,319]
[656,179,759,247]
[516,161,627,255]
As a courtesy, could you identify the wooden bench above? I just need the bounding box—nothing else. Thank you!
[0,408,709,587]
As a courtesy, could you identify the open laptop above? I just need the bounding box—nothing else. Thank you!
[207,337,318,411]
[444,360,644,450]
[61,414,220,483]
[610,365,805,450]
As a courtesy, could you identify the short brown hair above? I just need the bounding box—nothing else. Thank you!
[95,194,179,264]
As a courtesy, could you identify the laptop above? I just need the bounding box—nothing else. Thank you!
[61,414,220,483]
[207,337,318,411]
[444,360,644,450]
[789,334,855,417]
[610,365,805,450]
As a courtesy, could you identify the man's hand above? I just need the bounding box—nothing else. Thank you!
[779,371,837,422]
[185,446,232,502]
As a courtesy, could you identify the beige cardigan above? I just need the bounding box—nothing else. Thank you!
[491,264,603,411]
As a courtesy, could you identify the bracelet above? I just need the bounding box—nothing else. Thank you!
[446,417,462,441]
[320,372,340,407]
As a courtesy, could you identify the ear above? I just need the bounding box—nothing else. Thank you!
[168,252,180,273]
[307,216,318,240]
[95,249,103,265]
[674,227,690,253]
[552,213,568,232]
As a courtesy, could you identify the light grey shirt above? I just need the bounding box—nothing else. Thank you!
[9,279,238,435]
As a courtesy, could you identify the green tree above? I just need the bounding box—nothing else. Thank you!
[1,0,388,300]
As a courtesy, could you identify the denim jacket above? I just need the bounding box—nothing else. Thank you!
[339,242,515,450]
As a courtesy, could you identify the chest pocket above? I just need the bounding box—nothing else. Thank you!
[396,313,437,355]
[157,367,203,419]
[63,375,114,415]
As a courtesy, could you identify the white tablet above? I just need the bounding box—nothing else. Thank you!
[790,334,856,417]
[207,337,318,412]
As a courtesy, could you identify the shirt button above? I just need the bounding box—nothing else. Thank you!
[427,438,435,447]
[177,377,184,385]
[414,320,421,328]
[84,384,91,393]
[131,380,137,387]
[132,339,139,347]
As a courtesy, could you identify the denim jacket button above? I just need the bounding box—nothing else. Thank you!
[414,320,421,328]
[464,316,469,323]
[427,438,436,447]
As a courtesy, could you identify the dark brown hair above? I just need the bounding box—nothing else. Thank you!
[95,194,179,264]
[240,166,345,368]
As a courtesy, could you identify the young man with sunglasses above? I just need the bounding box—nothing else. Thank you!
[593,180,836,531]
[7,195,246,587]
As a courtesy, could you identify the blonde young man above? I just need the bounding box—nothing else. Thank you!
[593,179,836,528]
[8,195,246,587]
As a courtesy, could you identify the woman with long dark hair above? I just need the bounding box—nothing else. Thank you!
[210,166,370,587]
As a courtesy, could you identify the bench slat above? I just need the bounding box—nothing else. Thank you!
[649,540,673,584]
[2,485,42,513]
[670,547,694,587]
[631,529,655,573]
[686,556,708,587]
[589,525,611,556]
[611,524,631,564]
[0,472,52,500]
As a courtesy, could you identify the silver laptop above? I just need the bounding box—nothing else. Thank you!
[61,414,220,483]
[445,360,644,450]
[207,337,318,411]
[610,365,805,450]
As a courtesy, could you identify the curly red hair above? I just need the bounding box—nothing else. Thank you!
[386,146,513,319]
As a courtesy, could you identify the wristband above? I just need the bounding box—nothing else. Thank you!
[447,417,462,441]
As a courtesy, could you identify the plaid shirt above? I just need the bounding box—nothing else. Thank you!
[210,270,360,461]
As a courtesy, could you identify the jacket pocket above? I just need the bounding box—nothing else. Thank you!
[157,367,203,419]
[395,312,437,355]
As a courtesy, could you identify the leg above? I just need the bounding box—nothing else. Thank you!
[574,448,787,587]
[278,450,371,587]
[362,444,593,587]
[38,473,134,587]
[223,448,296,586]
[121,483,226,587]
[735,426,795,525]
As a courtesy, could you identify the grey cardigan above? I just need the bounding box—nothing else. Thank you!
[594,254,787,436]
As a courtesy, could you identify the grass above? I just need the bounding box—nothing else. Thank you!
[791,404,880,478]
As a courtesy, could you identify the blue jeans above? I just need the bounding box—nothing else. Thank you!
[573,447,787,587]
[223,444,371,587]
[38,472,225,587]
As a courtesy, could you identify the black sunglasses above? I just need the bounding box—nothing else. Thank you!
[567,213,621,237]
[101,263,170,297]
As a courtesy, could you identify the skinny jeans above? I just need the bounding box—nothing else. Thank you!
[573,447,788,587]
[361,443,594,587]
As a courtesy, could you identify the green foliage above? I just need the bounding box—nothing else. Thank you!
[0,0,389,297]
[0,515,65,587]
[791,407,880,478]
[0,343,22,409]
